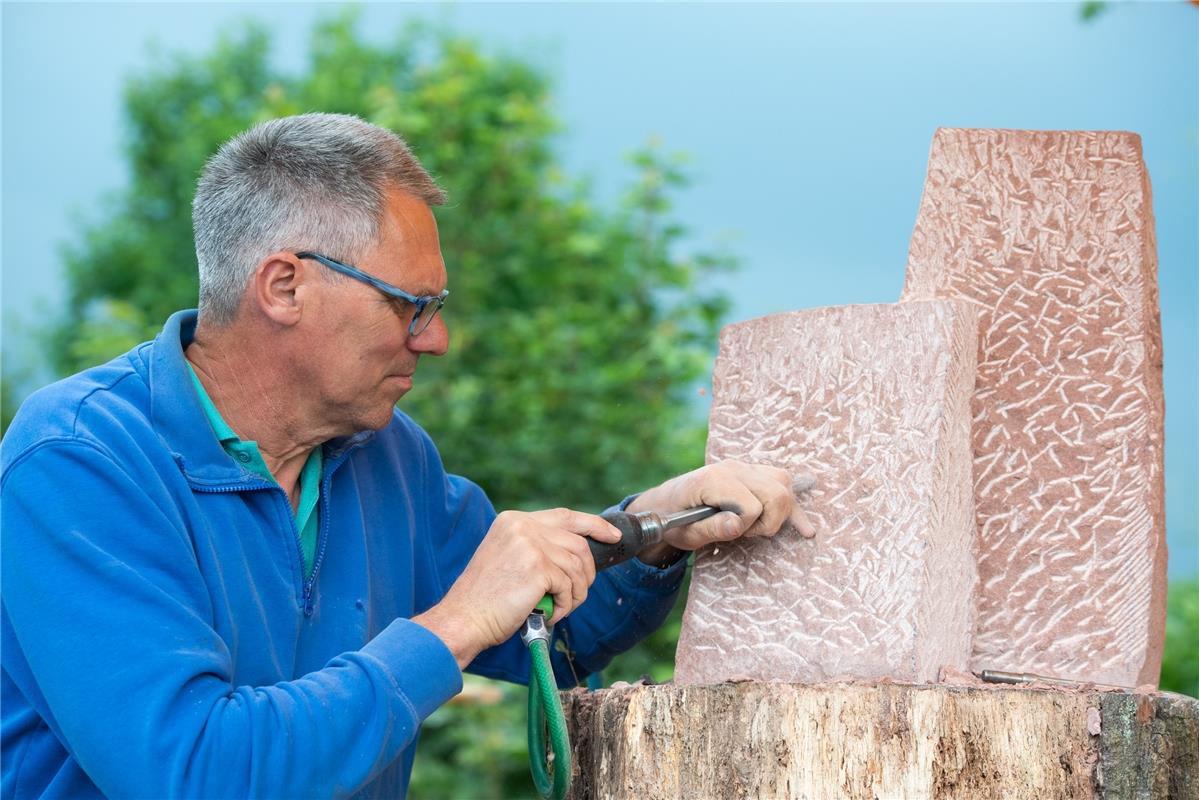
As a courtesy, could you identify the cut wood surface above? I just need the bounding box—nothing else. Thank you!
[563,682,1198,799]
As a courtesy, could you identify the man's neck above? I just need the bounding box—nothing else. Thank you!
[186,320,333,502]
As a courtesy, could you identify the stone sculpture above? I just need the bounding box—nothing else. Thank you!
[902,128,1167,686]
[675,300,978,684]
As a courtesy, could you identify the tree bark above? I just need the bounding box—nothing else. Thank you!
[563,683,1198,799]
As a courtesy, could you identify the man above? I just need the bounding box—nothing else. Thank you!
[1,113,812,798]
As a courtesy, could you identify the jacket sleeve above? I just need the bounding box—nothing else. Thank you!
[546,543,687,687]
[463,498,688,689]
[1,439,461,799]
[414,424,687,687]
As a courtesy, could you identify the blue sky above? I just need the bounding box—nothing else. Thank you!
[2,2,1196,574]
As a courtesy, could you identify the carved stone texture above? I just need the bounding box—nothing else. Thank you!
[675,300,978,685]
[902,128,1166,687]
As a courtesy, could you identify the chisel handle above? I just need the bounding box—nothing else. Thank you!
[590,506,721,570]
[588,510,653,570]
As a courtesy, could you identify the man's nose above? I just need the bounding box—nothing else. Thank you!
[408,314,449,356]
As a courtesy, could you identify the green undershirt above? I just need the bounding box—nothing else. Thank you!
[186,363,322,580]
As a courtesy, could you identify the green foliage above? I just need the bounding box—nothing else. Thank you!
[3,308,54,433]
[47,11,730,513]
[412,677,534,800]
[603,570,692,685]
[1079,1,1110,22]
[1,373,18,433]
[1161,576,1199,698]
[39,11,731,797]
[49,30,279,374]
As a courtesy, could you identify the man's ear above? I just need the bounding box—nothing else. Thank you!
[252,252,308,326]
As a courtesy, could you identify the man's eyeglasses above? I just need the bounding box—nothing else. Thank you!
[296,252,448,336]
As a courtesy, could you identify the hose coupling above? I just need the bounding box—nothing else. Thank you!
[521,610,551,647]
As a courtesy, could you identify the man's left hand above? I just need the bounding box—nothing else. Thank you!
[626,461,816,556]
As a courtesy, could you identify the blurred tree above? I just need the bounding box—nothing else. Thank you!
[1079,1,1110,22]
[1160,576,1199,698]
[46,12,730,513]
[35,11,732,797]
[414,677,532,799]
[1080,1,1199,22]
[1,376,18,433]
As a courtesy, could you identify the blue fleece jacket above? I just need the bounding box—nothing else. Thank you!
[0,310,686,799]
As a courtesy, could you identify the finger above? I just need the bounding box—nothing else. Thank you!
[768,465,793,487]
[525,518,597,624]
[559,564,588,621]
[672,509,748,550]
[570,532,599,586]
[535,507,622,542]
[740,473,793,537]
[790,470,817,537]
[791,505,816,538]
[731,466,818,537]
[549,527,597,587]
[545,568,576,625]
[540,531,594,614]
[699,479,763,537]
[708,510,745,542]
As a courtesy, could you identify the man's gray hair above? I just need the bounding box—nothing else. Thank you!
[192,113,446,325]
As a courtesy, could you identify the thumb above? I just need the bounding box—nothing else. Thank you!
[672,510,744,549]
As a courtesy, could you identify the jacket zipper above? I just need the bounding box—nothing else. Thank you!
[301,482,336,617]
[190,447,356,619]
[299,449,354,618]
[192,480,317,616]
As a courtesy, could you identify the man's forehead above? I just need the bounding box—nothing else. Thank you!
[383,188,439,241]
[377,189,446,294]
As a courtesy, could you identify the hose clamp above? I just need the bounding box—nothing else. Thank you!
[521,611,551,647]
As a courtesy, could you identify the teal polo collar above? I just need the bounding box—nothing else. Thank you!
[184,358,323,577]
[147,310,371,485]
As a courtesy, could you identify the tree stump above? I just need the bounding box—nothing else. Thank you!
[563,683,1198,799]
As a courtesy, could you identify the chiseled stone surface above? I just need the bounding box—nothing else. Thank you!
[675,300,978,685]
[902,128,1167,687]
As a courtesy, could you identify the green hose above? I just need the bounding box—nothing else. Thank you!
[525,596,571,800]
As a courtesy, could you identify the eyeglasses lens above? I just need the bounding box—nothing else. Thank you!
[411,299,444,335]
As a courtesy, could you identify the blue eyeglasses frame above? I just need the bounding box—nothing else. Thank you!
[296,251,449,336]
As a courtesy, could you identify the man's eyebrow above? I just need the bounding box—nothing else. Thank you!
[383,284,443,299]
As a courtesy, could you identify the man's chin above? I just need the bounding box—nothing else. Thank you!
[359,403,401,433]
[347,394,410,435]
[376,380,414,422]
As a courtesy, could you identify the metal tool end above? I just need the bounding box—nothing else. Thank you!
[977,669,1027,685]
[792,473,816,493]
[657,506,721,532]
[977,669,1126,691]
[520,611,551,646]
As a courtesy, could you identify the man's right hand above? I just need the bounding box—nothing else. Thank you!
[411,508,622,669]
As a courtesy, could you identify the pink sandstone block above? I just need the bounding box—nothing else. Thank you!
[901,128,1167,687]
[675,300,978,685]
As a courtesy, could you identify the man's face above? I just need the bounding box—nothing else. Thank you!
[304,187,449,433]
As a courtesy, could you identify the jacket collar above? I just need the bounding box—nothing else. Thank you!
[147,310,373,487]
[147,310,247,486]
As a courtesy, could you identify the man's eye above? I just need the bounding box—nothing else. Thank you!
[386,297,413,315]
